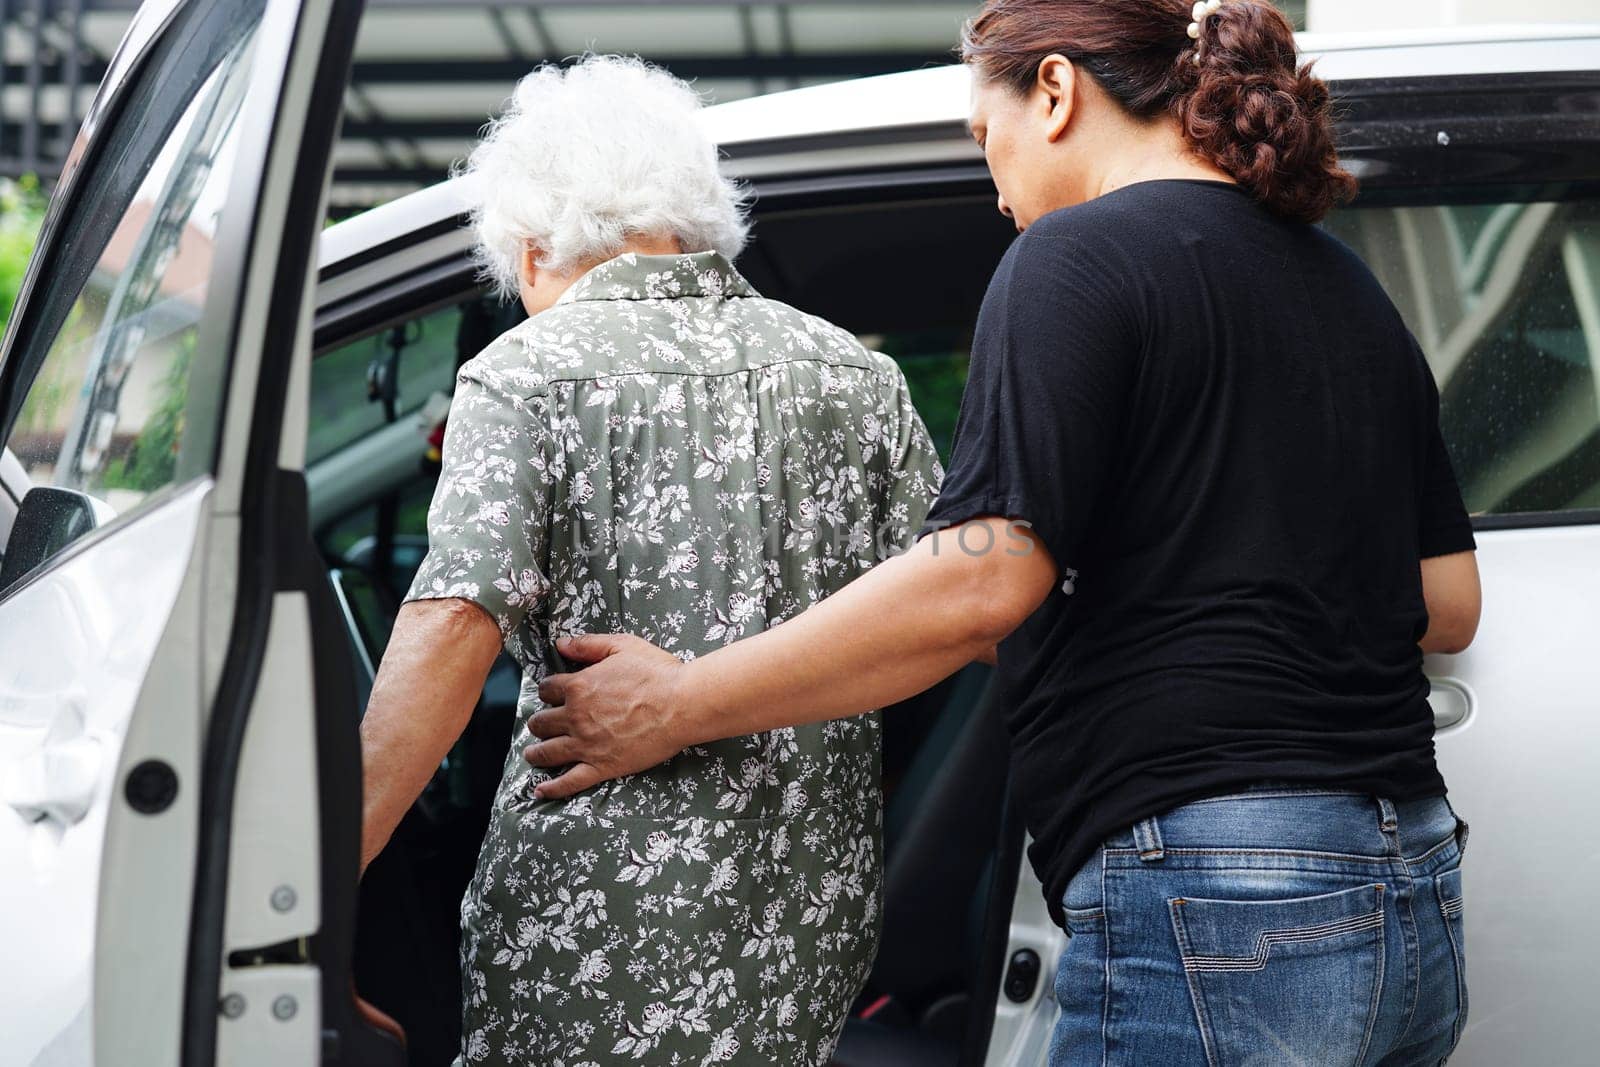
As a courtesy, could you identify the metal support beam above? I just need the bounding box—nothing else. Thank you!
[487,6,524,59]
[0,1,9,176]
[331,165,447,186]
[0,58,110,87]
[776,2,798,91]
[22,0,45,174]
[524,5,557,55]
[737,5,762,96]
[61,0,83,158]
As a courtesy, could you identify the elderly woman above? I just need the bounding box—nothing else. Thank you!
[356,55,941,1066]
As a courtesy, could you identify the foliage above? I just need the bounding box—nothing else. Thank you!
[880,330,972,463]
[3,175,73,454]
[0,174,48,333]
[98,334,194,493]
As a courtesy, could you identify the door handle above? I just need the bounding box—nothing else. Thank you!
[4,691,101,826]
[1427,676,1474,731]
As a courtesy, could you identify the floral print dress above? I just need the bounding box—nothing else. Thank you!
[403,251,942,1067]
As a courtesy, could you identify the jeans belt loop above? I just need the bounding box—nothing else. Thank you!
[1377,796,1399,834]
[1133,816,1165,862]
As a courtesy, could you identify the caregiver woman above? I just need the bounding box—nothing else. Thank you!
[528,1,1482,1062]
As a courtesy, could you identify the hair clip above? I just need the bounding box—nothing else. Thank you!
[1188,0,1223,63]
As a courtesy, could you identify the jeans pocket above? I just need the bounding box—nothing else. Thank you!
[1437,866,1468,1049]
[1169,883,1387,1067]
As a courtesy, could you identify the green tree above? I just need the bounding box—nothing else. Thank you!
[0,174,48,333]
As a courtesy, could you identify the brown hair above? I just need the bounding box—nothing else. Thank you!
[960,0,1357,224]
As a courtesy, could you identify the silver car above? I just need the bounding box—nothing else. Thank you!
[0,0,1596,1063]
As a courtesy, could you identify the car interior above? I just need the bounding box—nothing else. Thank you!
[324,188,1026,1067]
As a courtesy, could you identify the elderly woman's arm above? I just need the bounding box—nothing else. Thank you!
[526,517,1056,799]
[359,598,503,872]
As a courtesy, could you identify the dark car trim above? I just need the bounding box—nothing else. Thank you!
[960,791,1027,1066]
[1331,69,1600,187]
[1474,508,1600,531]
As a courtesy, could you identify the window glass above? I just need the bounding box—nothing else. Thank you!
[308,303,464,464]
[320,478,432,569]
[1325,197,1600,516]
[861,329,971,463]
[318,478,432,654]
[8,15,262,516]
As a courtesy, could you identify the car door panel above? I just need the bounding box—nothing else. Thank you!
[213,592,323,1061]
[94,486,211,1066]
[1430,524,1600,1064]
[978,827,1062,1067]
[215,966,322,1066]
[221,592,323,954]
[0,0,373,1063]
[0,480,208,1063]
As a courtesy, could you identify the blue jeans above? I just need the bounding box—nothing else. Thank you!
[1050,786,1469,1067]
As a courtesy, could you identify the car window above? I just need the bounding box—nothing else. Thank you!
[1324,194,1600,517]
[321,477,433,577]
[2,2,264,529]
[866,329,971,464]
[308,302,465,464]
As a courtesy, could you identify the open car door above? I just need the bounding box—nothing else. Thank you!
[0,0,389,1064]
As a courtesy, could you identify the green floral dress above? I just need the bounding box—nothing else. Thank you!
[404,251,942,1066]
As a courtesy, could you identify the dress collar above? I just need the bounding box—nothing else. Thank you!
[556,250,759,306]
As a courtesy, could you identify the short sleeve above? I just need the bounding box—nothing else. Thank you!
[921,229,1138,575]
[403,363,553,656]
[875,363,944,560]
[1415,356,1477,559]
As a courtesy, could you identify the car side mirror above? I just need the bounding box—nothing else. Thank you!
[0,486,116,594]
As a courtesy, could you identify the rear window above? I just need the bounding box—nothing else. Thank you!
[1325,192,1600,518]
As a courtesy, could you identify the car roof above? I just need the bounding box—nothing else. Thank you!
[319,23,1600,272]
[702,23,1600,142]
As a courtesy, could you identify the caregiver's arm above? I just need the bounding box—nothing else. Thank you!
[1419,549,1480,655]
[527,516,1056,799]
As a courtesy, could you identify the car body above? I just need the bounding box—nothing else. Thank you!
[1,1,1598,1063]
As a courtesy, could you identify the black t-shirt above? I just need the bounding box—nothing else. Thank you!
[922,179,1476,926]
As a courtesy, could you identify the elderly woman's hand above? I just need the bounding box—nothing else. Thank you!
[526,634,691,799]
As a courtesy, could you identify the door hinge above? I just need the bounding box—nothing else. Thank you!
[227,935,311,969]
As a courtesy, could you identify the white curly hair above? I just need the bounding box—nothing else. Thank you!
[459,54,752,299]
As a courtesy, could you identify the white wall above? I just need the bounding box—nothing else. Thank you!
[1307,0,1600,32]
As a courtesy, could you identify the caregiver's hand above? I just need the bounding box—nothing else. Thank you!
[527,634,689,799]
[523,518,1057,801]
